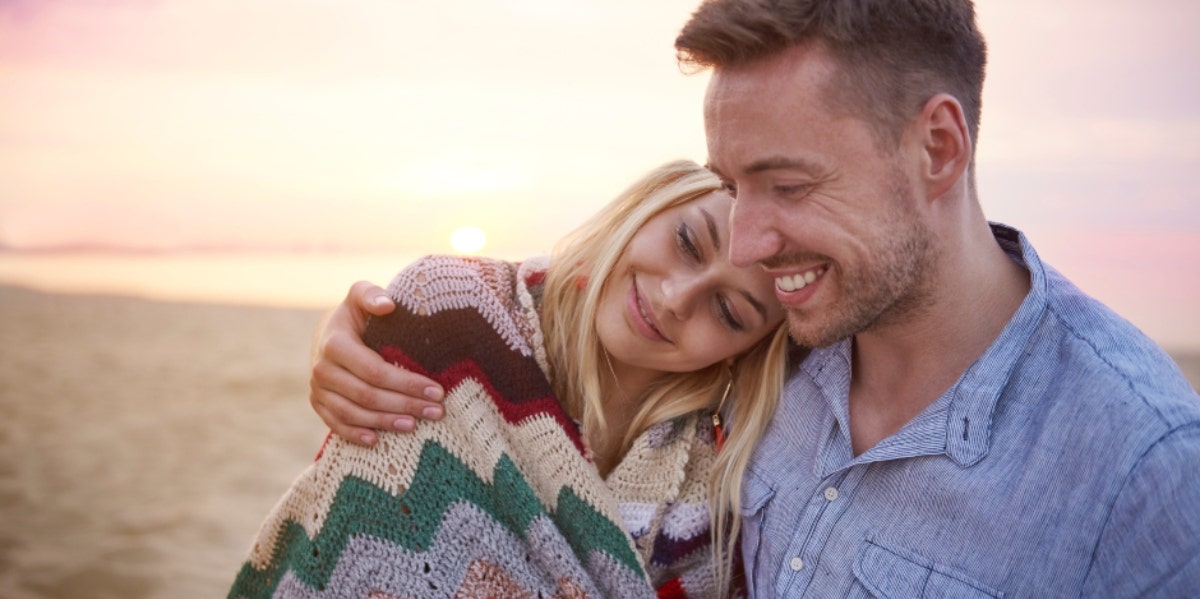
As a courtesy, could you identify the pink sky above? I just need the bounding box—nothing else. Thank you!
[0,0,1197,350]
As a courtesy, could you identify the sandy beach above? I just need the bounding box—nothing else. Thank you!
[0,286,328,598]
[0,284,1197,598]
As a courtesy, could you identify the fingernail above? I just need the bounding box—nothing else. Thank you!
[422,406,443,420]
[371,295,391,307]
[423,386,444,401]
[393,417,414,432]
[360,433,376,445]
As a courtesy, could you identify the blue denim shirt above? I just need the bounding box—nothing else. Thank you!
[741,224,1200,597]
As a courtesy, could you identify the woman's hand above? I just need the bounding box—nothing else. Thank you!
[309,281,445,446]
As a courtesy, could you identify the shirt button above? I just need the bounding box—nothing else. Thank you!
[823,487,839,501]
[790,557,805,571]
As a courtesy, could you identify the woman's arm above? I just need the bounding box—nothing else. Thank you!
[309,280,445,446]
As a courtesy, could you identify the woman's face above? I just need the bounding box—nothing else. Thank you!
[596,190,785,378]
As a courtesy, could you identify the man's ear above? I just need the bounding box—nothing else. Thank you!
[919,93,972,200]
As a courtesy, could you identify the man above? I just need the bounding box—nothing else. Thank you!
[310,1,1199,595]
[670,1,1200,596]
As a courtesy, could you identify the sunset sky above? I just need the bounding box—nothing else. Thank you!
[1,0,1197,349]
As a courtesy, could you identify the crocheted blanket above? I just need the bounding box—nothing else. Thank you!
[229,256,721,598]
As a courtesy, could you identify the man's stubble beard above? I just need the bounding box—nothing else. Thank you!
[786,167,938,349]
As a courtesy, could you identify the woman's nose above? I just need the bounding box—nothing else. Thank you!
[661,275,701,320]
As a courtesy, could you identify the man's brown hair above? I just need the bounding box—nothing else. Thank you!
[676,0,987,152]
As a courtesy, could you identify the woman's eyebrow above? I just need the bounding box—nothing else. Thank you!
[701,209,721,251]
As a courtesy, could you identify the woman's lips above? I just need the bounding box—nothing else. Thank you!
[627,276,668,342]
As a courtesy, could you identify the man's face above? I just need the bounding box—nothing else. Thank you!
[704,43,937,348]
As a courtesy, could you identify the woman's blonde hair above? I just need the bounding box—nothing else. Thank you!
[539,159,792,596]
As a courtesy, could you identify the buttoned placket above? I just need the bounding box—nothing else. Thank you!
[773,465,868,597]
[768,368,962,597]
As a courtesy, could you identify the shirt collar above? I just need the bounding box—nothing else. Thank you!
[803,223,1049,469]
[945,223,1048,465]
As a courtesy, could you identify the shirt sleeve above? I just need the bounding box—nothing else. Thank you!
[1083,423,1200,596]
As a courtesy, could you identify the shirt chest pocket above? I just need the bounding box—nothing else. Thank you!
[853,539,1004,599]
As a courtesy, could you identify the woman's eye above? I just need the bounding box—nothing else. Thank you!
[675,223,701,261]
[716,296,745,332]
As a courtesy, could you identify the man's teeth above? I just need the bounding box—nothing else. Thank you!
[776,267,825,292]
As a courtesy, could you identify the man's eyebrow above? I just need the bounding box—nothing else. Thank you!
[707,157,825,178]
[745,156,825,176]
[701,208,721,251]
[741,290,769,323]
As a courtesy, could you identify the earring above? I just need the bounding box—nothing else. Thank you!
[711,370,733,453]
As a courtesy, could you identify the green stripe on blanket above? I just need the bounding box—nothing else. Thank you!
[230,441,642,597]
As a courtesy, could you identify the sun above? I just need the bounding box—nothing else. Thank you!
[450,226,487,254]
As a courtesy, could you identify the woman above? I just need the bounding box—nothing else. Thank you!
[229,161,793,599]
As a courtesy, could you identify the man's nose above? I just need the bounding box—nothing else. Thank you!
[729,193,782,268]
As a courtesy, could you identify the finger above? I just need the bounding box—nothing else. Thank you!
[348,280,395,317]
[323,332,445,405]
[312,358,443,422]
[312,401,381,447]
[315,387,417,434]
[311,367,424,430]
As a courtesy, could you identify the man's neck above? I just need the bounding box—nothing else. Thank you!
[848,221,1030,456]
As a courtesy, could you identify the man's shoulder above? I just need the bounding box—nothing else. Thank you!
[1029,265,1198,430]
[385,254,523,306]
[373,254,543,353]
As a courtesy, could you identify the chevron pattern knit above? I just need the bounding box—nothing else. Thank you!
[229,255,723,599]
